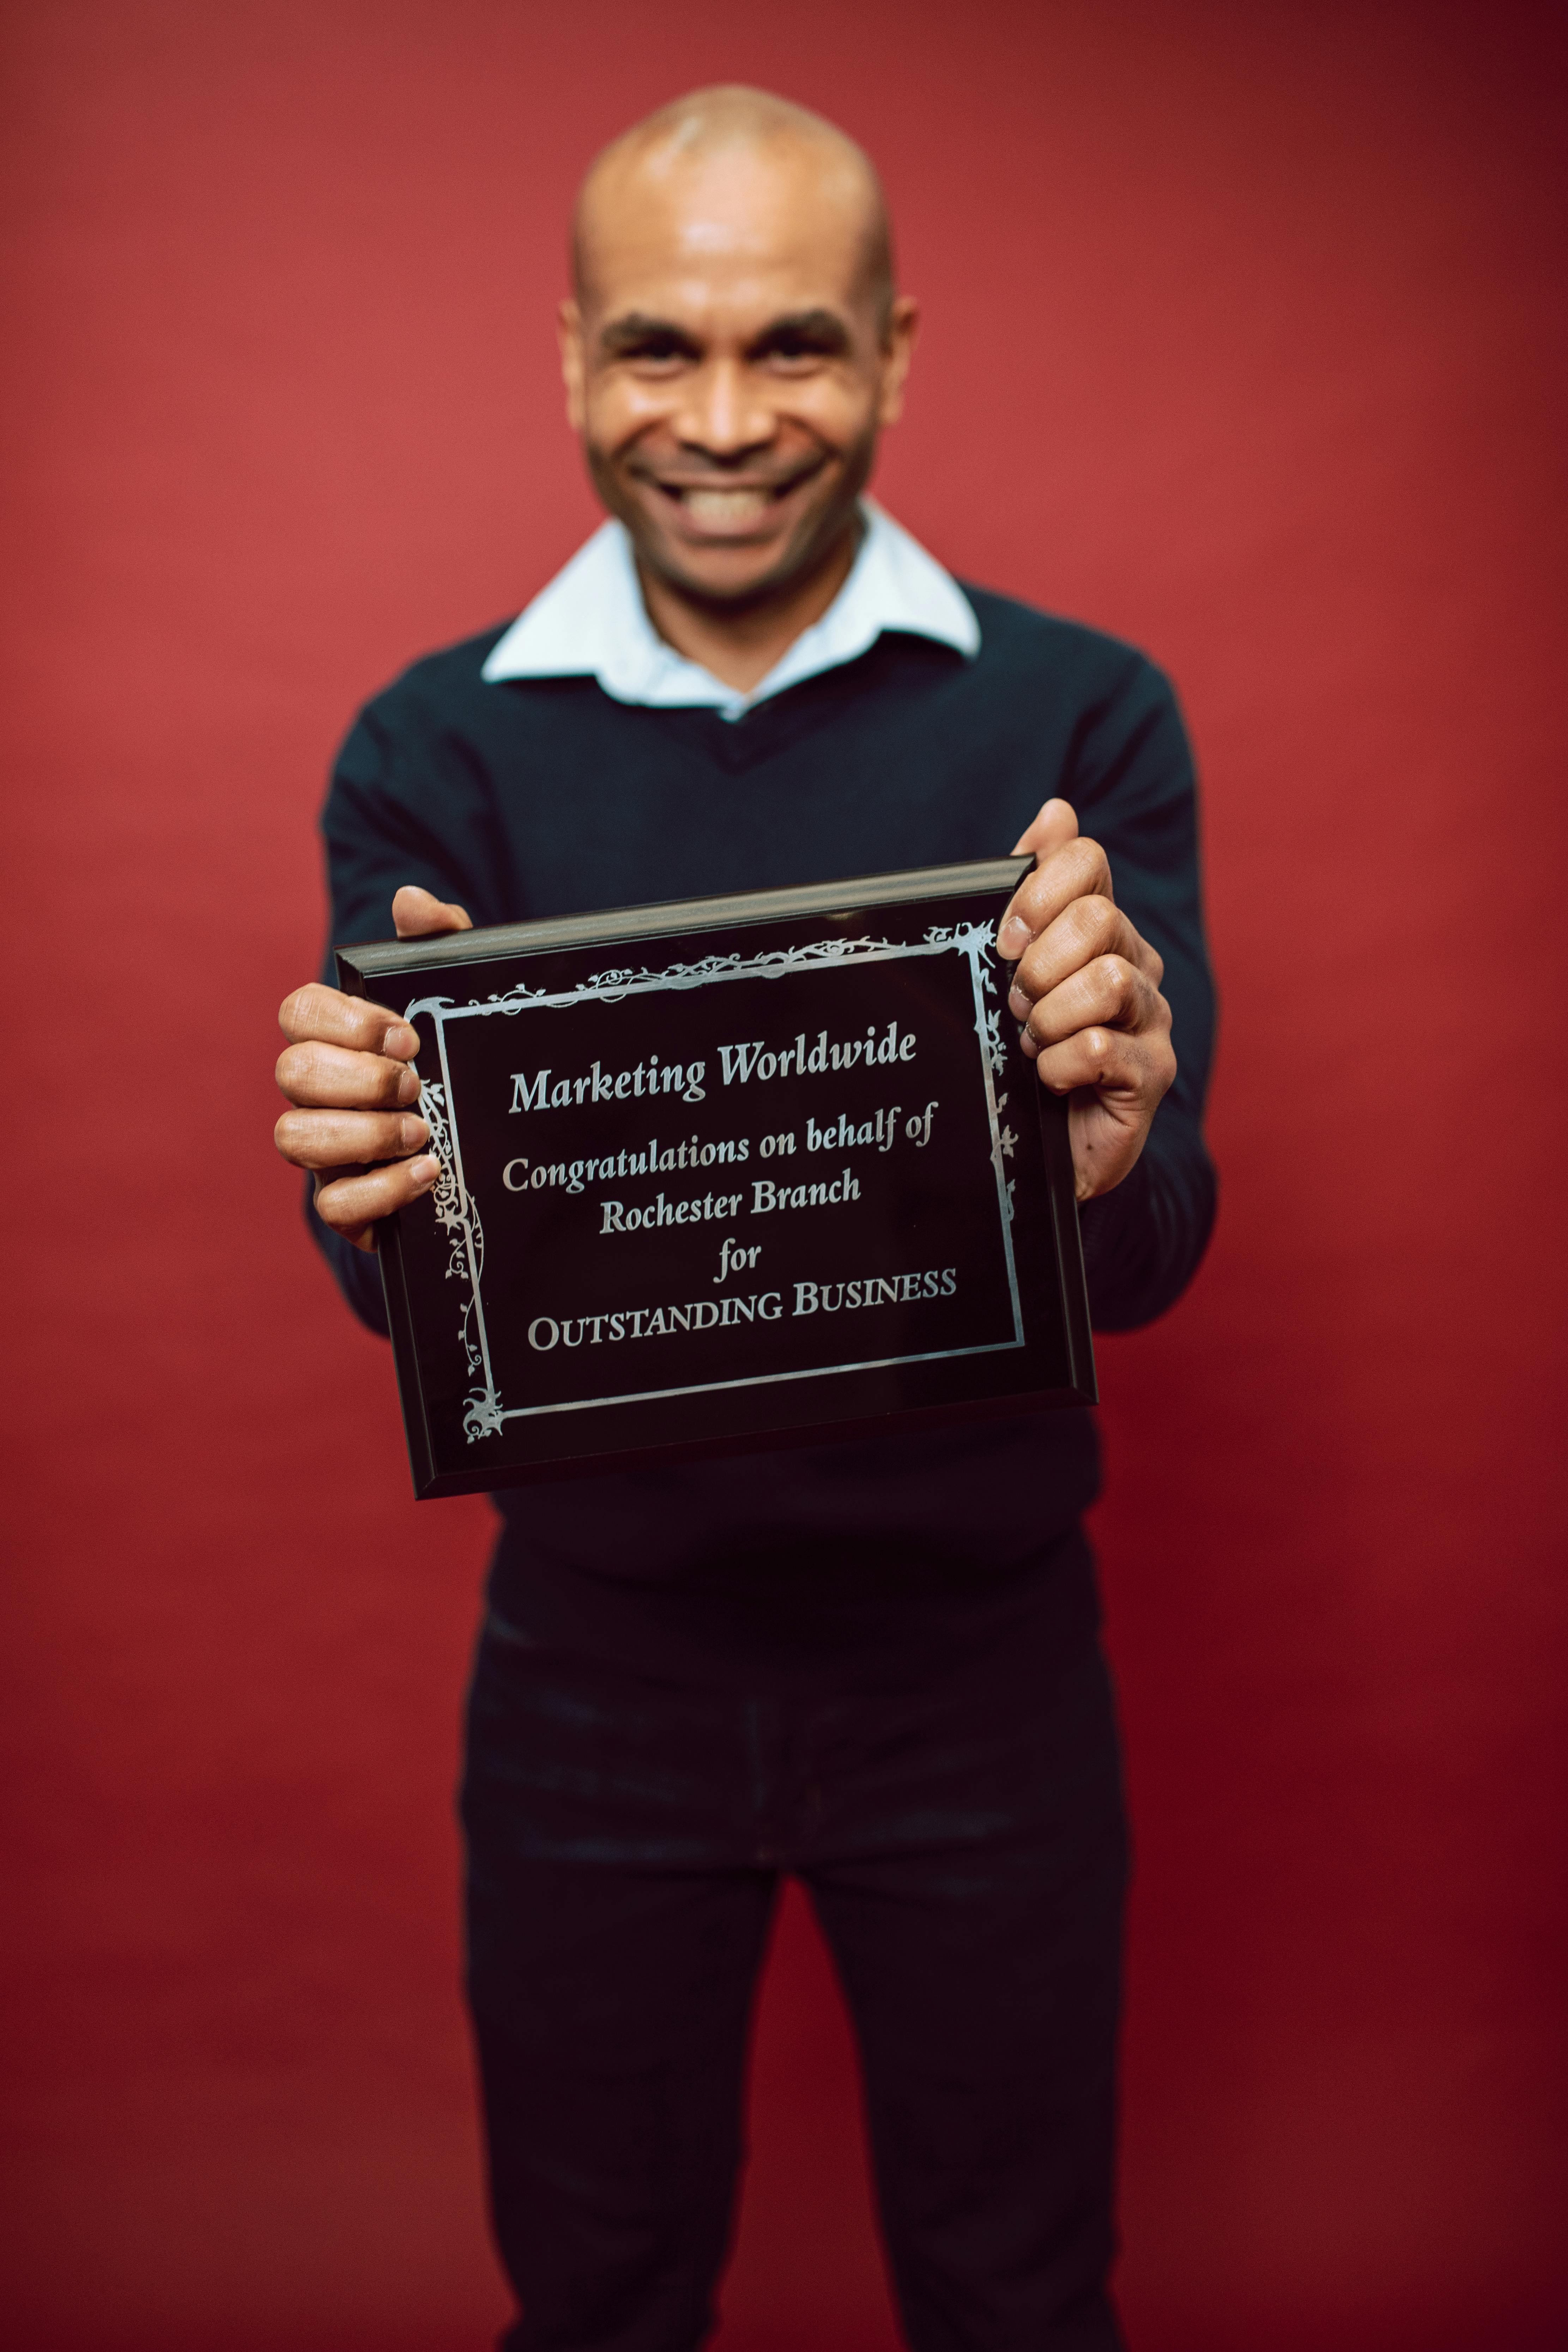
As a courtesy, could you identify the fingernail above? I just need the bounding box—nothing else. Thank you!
[409,1155,440,1190]
[396,1066,421,1103]
[997,916,1030,958]
[400,1117,431,1151]
[1007,987,1031,1021]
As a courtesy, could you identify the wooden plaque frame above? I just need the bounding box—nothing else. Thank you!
[337,855,1095,1498]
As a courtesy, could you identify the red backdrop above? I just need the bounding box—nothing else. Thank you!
[4,3,1565,2346]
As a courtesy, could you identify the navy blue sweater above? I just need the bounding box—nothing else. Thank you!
[312,587,1216,1680]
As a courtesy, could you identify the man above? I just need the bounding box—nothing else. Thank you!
[274,85,1214,2352]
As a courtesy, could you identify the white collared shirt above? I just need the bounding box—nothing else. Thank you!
[480,499,980,721]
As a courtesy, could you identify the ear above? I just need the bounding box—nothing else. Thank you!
[876,295,920,428]
[558,298,587,434]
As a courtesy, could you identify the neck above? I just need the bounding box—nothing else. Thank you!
[634,516,861,695]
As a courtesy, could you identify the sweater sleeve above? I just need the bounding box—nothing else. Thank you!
[304,684,513,1338]
[1066,651,1218,1330]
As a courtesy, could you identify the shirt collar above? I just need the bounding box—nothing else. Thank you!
[479,499,980,720]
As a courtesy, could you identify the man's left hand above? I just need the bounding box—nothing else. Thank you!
[996,798,1176,1202]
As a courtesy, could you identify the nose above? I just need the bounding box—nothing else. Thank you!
[672,358,776,460]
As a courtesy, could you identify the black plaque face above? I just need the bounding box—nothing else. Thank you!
[337,859,1095,1497]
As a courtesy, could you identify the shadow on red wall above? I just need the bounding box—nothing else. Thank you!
[2,2,1564,2347]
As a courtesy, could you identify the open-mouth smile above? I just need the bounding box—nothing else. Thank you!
[647,469,824,531]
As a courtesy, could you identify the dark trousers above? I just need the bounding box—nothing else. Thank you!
[461,1588,1129,2352]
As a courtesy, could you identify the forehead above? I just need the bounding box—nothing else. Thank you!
[577,143,875,327]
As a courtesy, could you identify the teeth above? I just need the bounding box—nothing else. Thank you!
[682,489,771,526]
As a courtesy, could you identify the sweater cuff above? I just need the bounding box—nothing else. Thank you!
[302,1175,391,1338]
[1078,1152,1152,1304]
[1076,1118,1217,1333]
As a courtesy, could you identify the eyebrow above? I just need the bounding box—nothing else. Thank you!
[598,313,703,357]
[747,309,852,357]
[597,307,854,359]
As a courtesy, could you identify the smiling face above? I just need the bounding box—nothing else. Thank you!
[562,115,916,611]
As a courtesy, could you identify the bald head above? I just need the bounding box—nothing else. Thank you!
[557,85,917,627]
[572,85,895,329]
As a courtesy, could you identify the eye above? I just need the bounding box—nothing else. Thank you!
[601,323,702,374]
[625,335,691,371]
[763,332,832,369]
[750,313,851,372]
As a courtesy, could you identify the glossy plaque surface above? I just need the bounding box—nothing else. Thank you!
[337,858,1095,1496]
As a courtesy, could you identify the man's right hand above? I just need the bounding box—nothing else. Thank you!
[274,885,473,1252]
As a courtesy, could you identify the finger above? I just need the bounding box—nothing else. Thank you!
[313,1154,442,1242]
[1009,796,1079,859]
[1006,897,1160,1021]
[393,885,473,939]
[1029,1017,1176,1111]
[279,982,420,1060]
[274,1107,430,1171]
[1018,957,1163,1057]
[996,836,1114,961]
[276,1038,424,1110]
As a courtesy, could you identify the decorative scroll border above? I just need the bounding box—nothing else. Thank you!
[402,923,1021,1441]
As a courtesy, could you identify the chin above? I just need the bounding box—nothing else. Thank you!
[670,557,797,605]
[647,520,834,607]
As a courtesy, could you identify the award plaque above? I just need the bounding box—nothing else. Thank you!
[337,856,1095,1498]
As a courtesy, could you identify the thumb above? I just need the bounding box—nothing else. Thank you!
[392,884,474,939]
[1010,797,1079,859]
